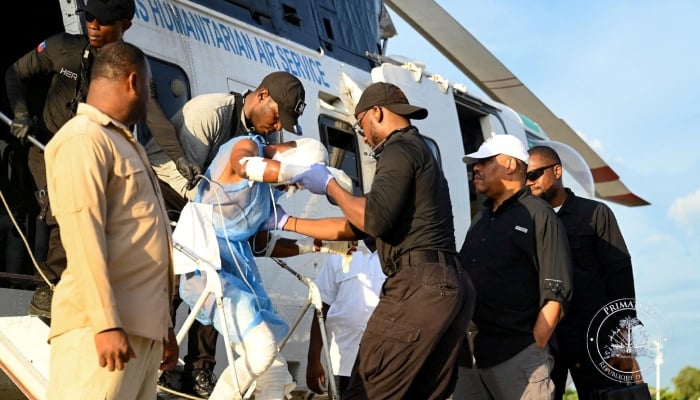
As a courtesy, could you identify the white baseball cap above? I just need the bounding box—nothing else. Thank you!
[462,135,529,165]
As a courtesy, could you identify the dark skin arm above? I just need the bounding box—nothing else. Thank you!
[250,231,320,257]
[325,179,367,232]
[160,327,179,371]
[282,216,358,241]
[306,302,331,394]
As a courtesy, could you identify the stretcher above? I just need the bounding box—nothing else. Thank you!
[161,240,339,400]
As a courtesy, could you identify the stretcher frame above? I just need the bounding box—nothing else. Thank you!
[166,240,339,400]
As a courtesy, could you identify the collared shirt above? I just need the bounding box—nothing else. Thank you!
[45,103,174,343]
[363,126,457,275]
[555,188,635,334]
[315,249,385,376]
[459,187,573,368]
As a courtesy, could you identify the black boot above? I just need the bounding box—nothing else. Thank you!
[182,367,217,399]
[28,281,53,323]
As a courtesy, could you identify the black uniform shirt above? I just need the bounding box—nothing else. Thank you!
[459,187,573,368]
[555,188,635,337]
[7,33,184,161]
[363,126,457,276]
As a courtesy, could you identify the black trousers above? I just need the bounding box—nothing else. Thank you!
[343,255,475,400]
[170,280,219,371]
[551,330,627,400]
[28,146,65,283]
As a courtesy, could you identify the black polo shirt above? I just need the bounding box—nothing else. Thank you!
[363,126,457,276]
[555,188,635,337]
[459,188,573,368]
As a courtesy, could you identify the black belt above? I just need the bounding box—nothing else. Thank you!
[395,250,459,269]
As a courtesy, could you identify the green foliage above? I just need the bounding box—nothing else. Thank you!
[672,366,700,400]
[563,386,579,400]
[649,385,679,400]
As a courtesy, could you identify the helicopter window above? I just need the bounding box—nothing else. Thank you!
[318,116,363,201]
[136,57,191,145]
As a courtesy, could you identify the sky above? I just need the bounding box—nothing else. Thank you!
[385,1,700,391]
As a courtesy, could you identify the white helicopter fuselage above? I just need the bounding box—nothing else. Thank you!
[0,0,600,398]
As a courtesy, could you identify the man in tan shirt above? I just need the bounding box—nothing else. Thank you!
[44,41,178,399]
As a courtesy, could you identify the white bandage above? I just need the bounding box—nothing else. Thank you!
[328,167,353,192]
[240,156,268,182]
[277,162,311,184]
[296,237,315,254]
[318,240,356,255]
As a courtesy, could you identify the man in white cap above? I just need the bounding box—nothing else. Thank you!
[457,134,574,399]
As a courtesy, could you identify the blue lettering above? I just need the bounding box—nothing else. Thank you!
[181,10,199,41]
[146,0,166,28]
[159,1,176,31]
[218,24,235,53]
[276,45,291,71]
[134,0,149,22]
[263,41,280,69]
[233,29,256,61]
[314,59,328,87]
[210,23,225,50]
[136,3,328,86]
[190,14,211,45]
[255,38,271,66]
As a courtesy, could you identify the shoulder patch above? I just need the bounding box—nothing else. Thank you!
[37,41,47,53]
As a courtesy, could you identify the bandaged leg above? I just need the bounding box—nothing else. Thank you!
[252,354,296,400]
[210,322,278,400]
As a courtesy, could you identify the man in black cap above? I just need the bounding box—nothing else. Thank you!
[152,70,305,398]
[5,0,200,321]
[286,82,475,399]
[147,70,306,202]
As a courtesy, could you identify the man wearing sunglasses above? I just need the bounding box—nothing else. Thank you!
[4,0,200,323]
[458,134,573,399]
[527,146,639,399]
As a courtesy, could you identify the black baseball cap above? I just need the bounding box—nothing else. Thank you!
[260,71,306,134]
[78,0,136,24]
[355,82,428,120]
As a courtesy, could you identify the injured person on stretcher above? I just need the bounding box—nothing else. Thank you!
[172,135,353,399]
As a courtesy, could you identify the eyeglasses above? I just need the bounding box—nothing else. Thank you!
[352,111,368,137]
[526,164,558,181]
[84,12,117,26]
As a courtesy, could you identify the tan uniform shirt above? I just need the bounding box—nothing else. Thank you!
[45,103,174,343]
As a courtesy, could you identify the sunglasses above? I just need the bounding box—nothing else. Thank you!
[526,163,558,181]
[84,12,117,26]
[352,111,368,137]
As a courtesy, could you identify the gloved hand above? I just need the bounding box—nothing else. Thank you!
[10,112,35,145]
[261,204,290,230]
[175,156,202,190]
[291,163,334,195]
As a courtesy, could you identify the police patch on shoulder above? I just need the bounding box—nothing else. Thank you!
[37,41,47,53]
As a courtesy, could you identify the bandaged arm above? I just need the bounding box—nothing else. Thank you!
[240,156,311,184]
